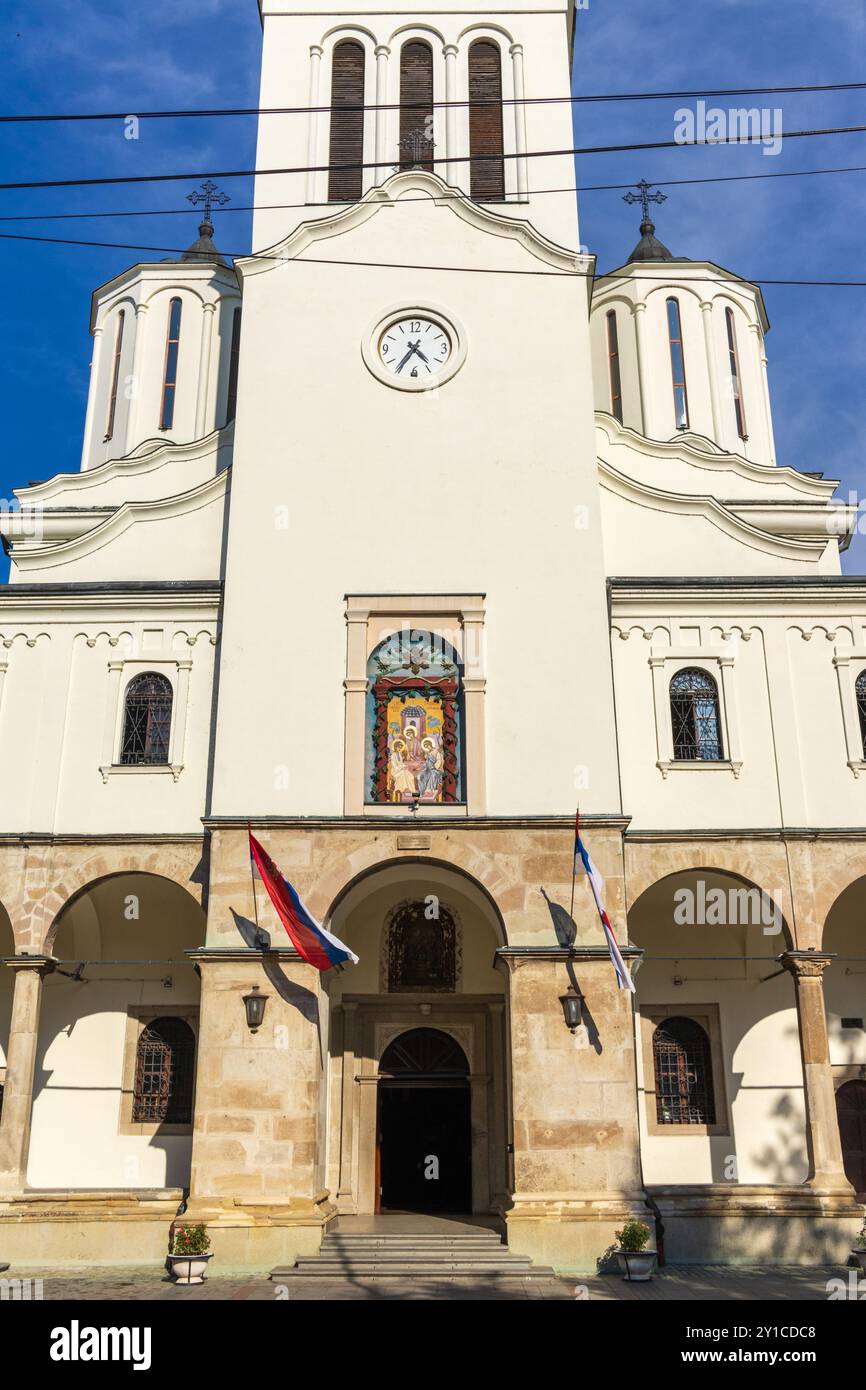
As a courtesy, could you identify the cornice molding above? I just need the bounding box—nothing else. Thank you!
[11,472,227,572]
[598,458,827,562]
[237,169,593,279]
[595,414,838,499]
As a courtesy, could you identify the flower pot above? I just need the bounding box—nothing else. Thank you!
[616,1249,658,1282]
[167,1252,213,1286]
[851,1248,866,1274]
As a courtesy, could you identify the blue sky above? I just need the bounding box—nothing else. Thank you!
[2,0,866,572]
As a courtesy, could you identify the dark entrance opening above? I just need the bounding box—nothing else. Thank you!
[837,1078,866,1195]
[377,1027,472,1214]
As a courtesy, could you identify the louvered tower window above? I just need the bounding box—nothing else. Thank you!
[132,1017,195,1123]
[652,1017,716,1125]
[328,40,366,202]
[225,307,242,424]
[120,672,173,766]
[468,40,504,200]
[669,668,723,761]
[399,41,434,170]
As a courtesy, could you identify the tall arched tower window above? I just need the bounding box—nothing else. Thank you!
[468,40,504,200]
[856,671,866,757]
[399,41,434,170]
[725,307,747,441]
[606,309,623,423]
[104,309,125,442]
[159,297,183,431]
[121,672,173,766]
[366,631,464,803]
[666,296,689,430]
[652,1017,716,1124]
[669,668,723,761]
[328,40,366,202]
[225,307,242,424]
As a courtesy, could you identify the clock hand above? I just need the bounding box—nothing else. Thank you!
[395,345,416,373]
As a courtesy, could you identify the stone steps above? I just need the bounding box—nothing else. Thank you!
[271,1227,557,1280]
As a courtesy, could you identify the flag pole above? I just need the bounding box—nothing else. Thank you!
[569,806,579,924]
[247,822,261,938]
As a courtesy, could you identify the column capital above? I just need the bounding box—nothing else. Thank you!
[374,44,391,58]
[3,954,55,976]
[778,950,836,980]
[443,43,458,57]
[509,42,524,57]
[309,44,323,58]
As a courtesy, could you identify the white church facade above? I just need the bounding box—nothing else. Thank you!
[0,0,864,1272]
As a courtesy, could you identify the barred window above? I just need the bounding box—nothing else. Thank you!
[652,1016,716,1125]
[132,1017,195,1124]
[670,668,723,761]
[856,670,866,758]
[666,296,689,430]
[120,672,173,766]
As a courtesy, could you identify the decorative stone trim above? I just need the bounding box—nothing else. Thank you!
[649,646,743,776]
[100,656,193,779]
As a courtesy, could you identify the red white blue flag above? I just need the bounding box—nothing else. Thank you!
[573,812,635,992]
[249,830,358,971]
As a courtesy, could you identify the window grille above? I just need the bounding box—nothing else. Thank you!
[652,1016,716,1124]
[120,672,173,766]
[132,1017,195,1124]
[670,667,723,761]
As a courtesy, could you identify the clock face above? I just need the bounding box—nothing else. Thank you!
[378,317,452,380]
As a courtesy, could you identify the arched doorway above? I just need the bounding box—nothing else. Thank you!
[377,1028,471,1214]
[836,1080,866,1195]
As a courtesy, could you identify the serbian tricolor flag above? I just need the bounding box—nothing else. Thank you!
[248,830,358,971]
[573,812,635,992]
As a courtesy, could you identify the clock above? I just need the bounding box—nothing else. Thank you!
[362,305,467,392]
[377,316,452,380]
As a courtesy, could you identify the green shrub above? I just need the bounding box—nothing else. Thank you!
[171,1223,211,1257]
[616,1218,652,1253]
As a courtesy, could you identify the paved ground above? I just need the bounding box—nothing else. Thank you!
[0,1264,849,1301]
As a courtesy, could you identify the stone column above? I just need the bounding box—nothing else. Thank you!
[700,299,723,443]
[509,44,528,198]
[0,957,52,1193]
[498,946,647,1270]
[306,45,324,204]
[780,950,852,1191]
[631,300,651,437]
[79,324,104,470]
[443,44,459,187]
[336,1002,358,1208]
[125,301,149,450]
[194,301,217,439]
[374,45,390,180]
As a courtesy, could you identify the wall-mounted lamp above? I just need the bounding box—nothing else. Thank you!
[243,984,269,1032]
[559,985,585,1032]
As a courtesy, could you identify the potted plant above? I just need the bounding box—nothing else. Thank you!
[614,1217,657,1282]
[851,1217,866,1274]
[167,1223,213,1285]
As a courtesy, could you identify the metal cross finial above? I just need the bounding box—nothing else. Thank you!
[186,179,230,226]
[623,178,667,225]
[398,128,435,169]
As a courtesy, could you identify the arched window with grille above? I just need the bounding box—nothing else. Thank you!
[669,668,723,761]
[328,40,366,202]
[468,40,504,201]
[132,1017,196,1124]
[666,296,689,430]
[652,1016,716,1125]
[159,297,182,431]
[120,672,173,766]
[855,671,866,758]
[606,309,623,422]
[725,307,747,441]
[399,40,434,170]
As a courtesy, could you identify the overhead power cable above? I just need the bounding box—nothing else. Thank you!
[2,77,866,123]
[3,228,866,289]
[4,121,866,194]
[2,161,866,225]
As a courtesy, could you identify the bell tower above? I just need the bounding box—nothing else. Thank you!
[253,0,581,251]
